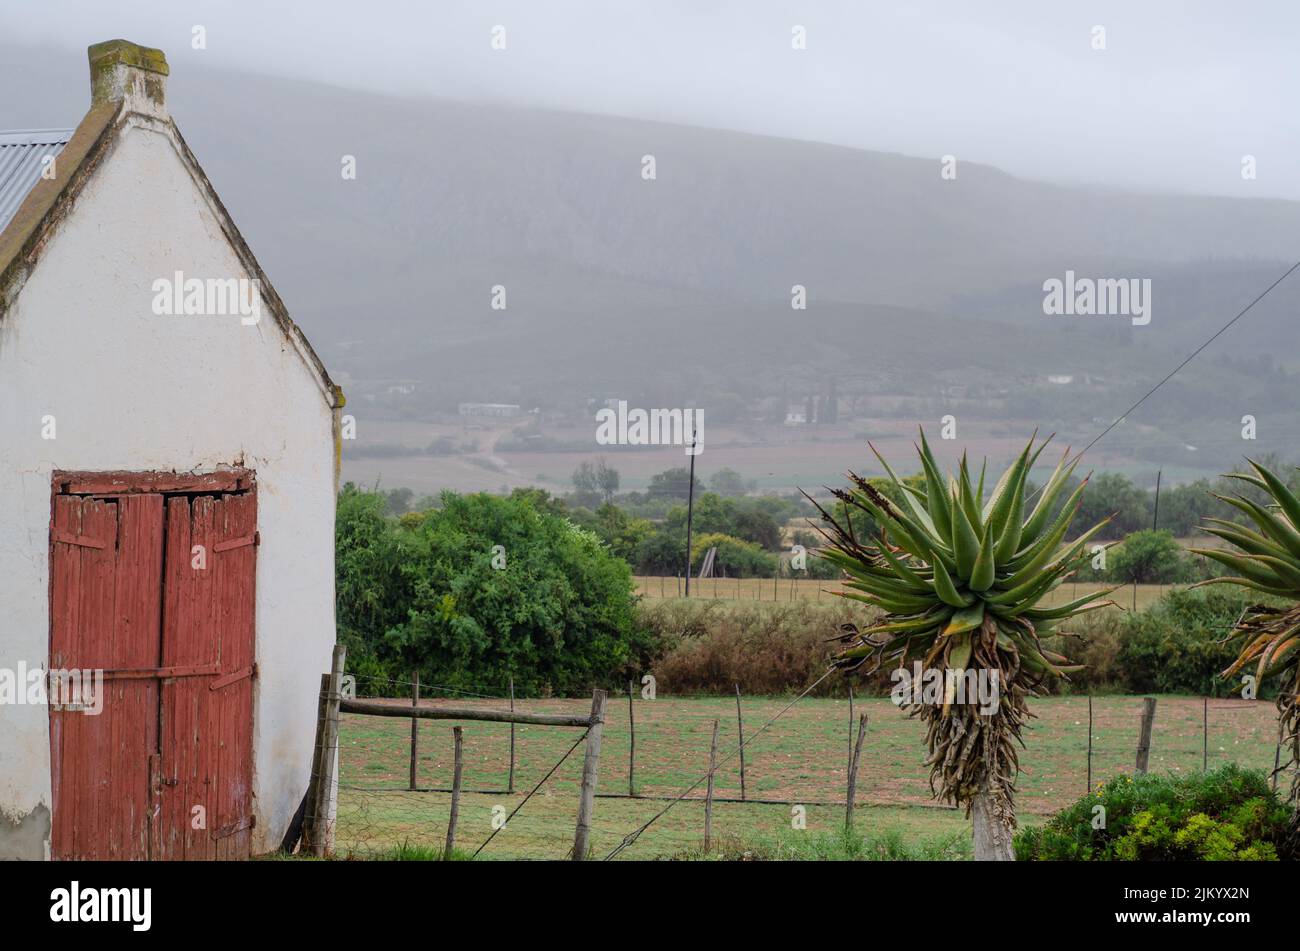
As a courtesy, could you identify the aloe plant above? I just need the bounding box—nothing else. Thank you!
[1191,459,1300,811]
[811,432,1115,860]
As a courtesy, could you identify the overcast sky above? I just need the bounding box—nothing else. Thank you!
[5,0,1298,199]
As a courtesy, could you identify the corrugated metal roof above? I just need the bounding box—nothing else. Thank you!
[0,129,74,236]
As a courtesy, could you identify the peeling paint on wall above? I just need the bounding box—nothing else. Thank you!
[0,804,51,860]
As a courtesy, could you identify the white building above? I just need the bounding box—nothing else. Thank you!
[0,41,342,859]
[458,402,522,418]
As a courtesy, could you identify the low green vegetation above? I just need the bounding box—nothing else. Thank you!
[669,826,972,861]
[1015,764,1293,861]
[1103,529,1216,584]
[336,485,653,696]
[1109,587,1282,697]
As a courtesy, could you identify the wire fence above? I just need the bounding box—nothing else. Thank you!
[632,574,1173,611]
[331,688,1292,859]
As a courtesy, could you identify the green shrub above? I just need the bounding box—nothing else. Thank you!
[689,532,778,578]
[336,485,653,697]
[1105,529,1196,584]
[1116,587,1267,697]
[1015,764,1294,861]
[1038,586,1271,696]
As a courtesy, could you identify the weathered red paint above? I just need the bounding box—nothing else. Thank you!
[48,472,257,860]
[52,469,253,496]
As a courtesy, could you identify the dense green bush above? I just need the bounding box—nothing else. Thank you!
[1105,529,1195,584]
[1115,587,1268,697]
[1036,586,1270,696]
[689,532,778,578]
[1015,764,1294,860]
[336,485,653,697]
[653,492,784,551]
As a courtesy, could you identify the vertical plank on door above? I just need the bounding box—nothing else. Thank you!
[109,494,164,859]
[212,492,257,859]
[160,495,217,860]
[49,497,121,860]
[49,497,85,859]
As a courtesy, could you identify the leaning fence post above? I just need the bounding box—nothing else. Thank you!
[734,684,746,801]
[445,726,463,859]
[409,670,420,791]
[846,714,869,830]
[309,644,346,857]
[1135,696,1157,776]
[704,718,719,851]
[302,673,330,854]
[572,688,607,861]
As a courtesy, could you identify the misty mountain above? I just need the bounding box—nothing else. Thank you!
[4,42,1297,439]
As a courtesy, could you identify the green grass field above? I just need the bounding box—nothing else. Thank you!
[334,693,1285,860]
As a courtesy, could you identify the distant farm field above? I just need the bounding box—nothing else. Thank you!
[633,575,1174,612]
[334,693,1284,860]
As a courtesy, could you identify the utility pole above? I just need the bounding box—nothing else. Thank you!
[685,428,697,597]
[1152,470,1162,531]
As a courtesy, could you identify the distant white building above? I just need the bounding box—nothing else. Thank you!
[459,402,522,417]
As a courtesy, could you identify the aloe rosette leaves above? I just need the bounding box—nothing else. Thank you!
[1191,459,1300,806]
[810,432,1115,859]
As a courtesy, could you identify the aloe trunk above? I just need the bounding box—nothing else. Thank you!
[972,785,1016,860]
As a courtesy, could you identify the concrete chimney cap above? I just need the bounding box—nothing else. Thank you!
[88,39,170,76]
[88,39,169,112]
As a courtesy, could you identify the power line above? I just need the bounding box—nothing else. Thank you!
[1011,258,1300,502]
[1062,259,1300,469]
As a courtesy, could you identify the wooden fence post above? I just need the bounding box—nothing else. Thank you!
[847,685,855,779]
[734,684,746,801]
[508,675,516,794]
[301,673,330,854]
[445,726,463,859]
[846,714,869,830]
[572,689,607,861]
[628,679,636,797]
[704,718,719,851]
[1135,697,1157,776]
[409,670,420,791]
[308,645,346,857]
[1202,697,1208,772]
[1086,695,1093,794]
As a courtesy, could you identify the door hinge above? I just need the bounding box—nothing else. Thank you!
[52,530,108,550]
[209,664,257,691]
[214,531,258,553]
[211,815,256,840]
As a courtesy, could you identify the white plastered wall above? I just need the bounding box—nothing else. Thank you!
[0,113,337,856]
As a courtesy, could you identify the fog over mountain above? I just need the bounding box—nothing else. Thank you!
[4,34,1298,489]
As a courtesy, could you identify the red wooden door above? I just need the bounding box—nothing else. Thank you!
[49,495,162,860]
[157,492,257,860]
[49,477,256,861]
